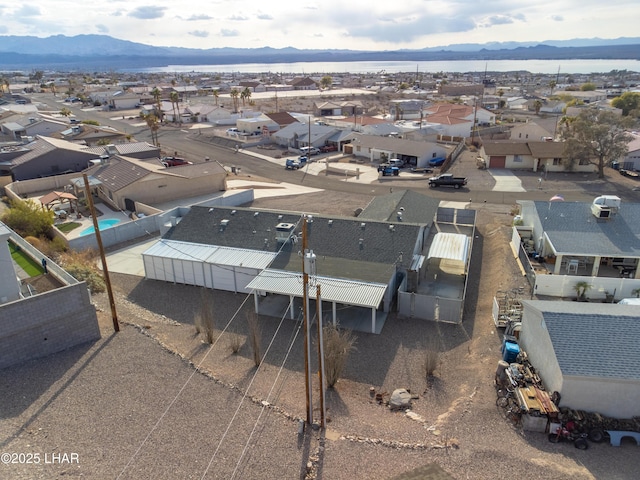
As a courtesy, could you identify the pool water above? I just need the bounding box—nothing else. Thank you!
[78,219,121,236]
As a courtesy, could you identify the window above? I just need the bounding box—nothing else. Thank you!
[552,158,561,166]
[513,155,523,163]
[578,158,590,165]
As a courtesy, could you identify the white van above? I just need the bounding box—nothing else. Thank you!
[299,146,320,156]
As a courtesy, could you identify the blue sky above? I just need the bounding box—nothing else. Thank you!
[0,1,638,51]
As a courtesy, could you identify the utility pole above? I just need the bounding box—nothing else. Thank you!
[83,174,119,332]
[315,284,326,428]
[301,217,313,424]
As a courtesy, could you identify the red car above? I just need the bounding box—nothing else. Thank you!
[320,144,337,153]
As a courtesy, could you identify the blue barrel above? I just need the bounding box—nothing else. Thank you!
[502,341,520,363]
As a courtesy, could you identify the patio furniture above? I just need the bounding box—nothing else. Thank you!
[567,260,579,274]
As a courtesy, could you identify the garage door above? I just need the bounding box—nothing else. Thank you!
[490,156,506,168]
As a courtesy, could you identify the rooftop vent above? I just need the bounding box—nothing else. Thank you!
[230,210,236,215]
[254,212,259,217]
[360,222,366,229]
[220,219,230,226]
[328,219,333,226]
[389,225,395,232]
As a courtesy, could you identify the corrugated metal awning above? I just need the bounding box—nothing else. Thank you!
[427,232,469,264]
[142,240,277,269]
[247,269,386,308]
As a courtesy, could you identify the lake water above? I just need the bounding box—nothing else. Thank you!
[132,59,640,75]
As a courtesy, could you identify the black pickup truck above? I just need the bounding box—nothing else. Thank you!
[428,174,467,189]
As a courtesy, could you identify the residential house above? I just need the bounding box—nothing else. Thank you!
[9,136,102,181]
[518,300,640,418]
[271,122,340,151]
[288,77,317,91]
[480,140,592,172]
[86,155,227,211]
[343,132,450,169]
[314,100,364,117]
[618,131,640,171]
[264,112,299,130]
[516,198,640,299]
[389,100,427,121]
[108,92,149,110]
[143,191,475,328]
[0,115,68,140]
[238,81,267,93]
[53,124,129,146]
[509,122,554,142]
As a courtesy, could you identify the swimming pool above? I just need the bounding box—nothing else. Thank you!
[78,219,121,237]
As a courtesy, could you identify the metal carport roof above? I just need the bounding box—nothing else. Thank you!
[246,269,387,309]
[427,232,469,264]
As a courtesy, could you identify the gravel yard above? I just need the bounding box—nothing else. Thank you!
[2,195,640,479]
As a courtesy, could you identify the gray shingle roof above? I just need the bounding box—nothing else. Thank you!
[163,206,423,283]
[523,301,640,380]
[359,189,439,225]
[533,201,640,256]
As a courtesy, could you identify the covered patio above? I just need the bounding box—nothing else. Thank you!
[39,190,79,219]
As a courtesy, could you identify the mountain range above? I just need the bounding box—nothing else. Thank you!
[1,35,639,71]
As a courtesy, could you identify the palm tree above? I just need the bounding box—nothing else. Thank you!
[213,89,220,106]
[230,88,240,113]
[151,87,163,122]
[533,100,542,115]
[573,281,591,302]
[141,112,160,146]
[241,87,251,106]
[169,91,180,124]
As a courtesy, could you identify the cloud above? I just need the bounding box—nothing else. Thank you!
[257,13,273,20]
[96,24,109,33]
[220,28,239,37]
[14,5,40,16]
[189,30,209,38]
[128,6,166,20]
[346,13,476,44]
[551,15,564,22]
[479,13,526,28]
[186,14,213,21]
[228,15,249,21]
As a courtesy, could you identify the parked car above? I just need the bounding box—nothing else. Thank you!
[161,156,192,167]
[226,127,239,136]
[299,146,321,156]
[428,156,447,167]
[286,156,308,170]
[428,174,467,189]
[389,158,404,168]
[379,166,400,176]
[320,144,337,153]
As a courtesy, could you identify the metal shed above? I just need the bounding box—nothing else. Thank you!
[142,239,277,293]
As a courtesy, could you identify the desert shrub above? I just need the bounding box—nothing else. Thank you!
[247,311,262,367]
[196,291,216,343]
[423,337,441,381]
[228,334,242,354]
[58,249,105,293]
[323,323,357,388]
[1,199,54,237]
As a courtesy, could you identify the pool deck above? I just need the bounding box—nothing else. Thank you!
[57,208,131,240]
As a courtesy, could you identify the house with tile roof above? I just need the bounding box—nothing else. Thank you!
[518,300,640,418]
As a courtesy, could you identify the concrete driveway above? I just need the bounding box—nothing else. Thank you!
[489,169,526,192]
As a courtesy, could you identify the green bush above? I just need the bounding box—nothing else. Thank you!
[1,199,54,237]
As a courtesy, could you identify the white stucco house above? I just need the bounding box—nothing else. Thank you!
[518,300,640,418]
